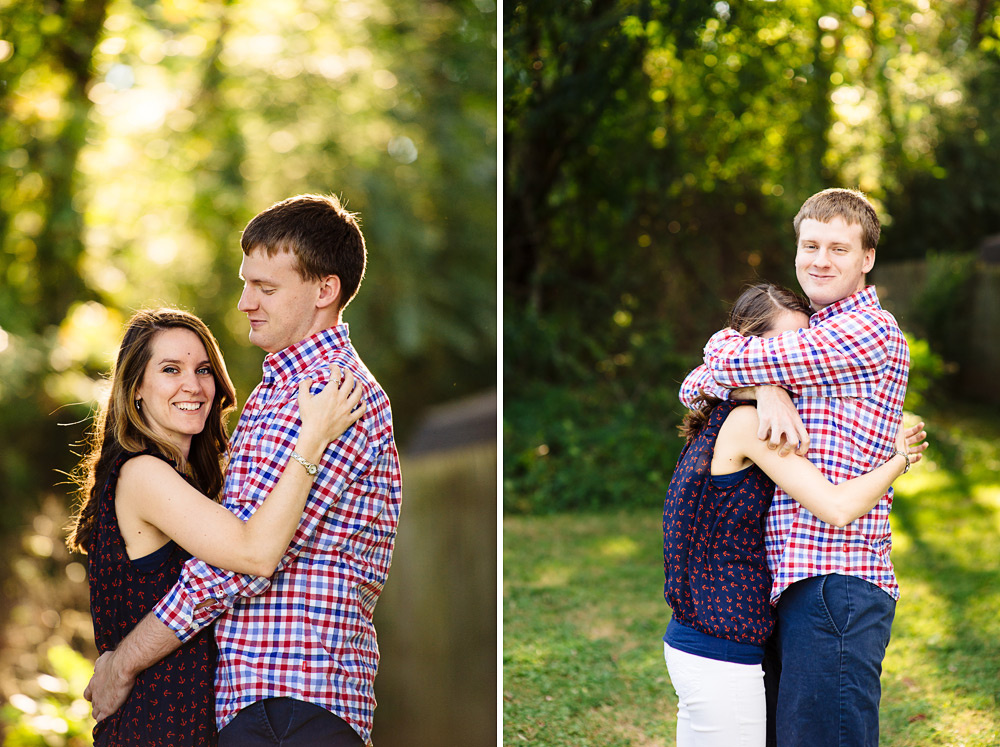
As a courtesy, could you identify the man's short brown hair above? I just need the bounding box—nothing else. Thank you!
[793,188,881,251]
[241,193,367,311]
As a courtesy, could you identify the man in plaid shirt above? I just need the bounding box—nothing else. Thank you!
[87,194,402,746]
[678,189,909,746]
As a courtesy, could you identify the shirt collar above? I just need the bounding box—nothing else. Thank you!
[812,285,879,324]
[261,324,350,385]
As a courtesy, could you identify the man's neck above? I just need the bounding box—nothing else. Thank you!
[277,312,344,354]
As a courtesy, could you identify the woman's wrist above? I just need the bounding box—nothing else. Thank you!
[891,449,910,475]
[293,434,327,463]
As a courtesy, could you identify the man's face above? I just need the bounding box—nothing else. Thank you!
[238,248,325,354]
[795,217,875,311]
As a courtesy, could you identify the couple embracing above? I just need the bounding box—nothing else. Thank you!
[67,193,401,746]
[663,188,928,746]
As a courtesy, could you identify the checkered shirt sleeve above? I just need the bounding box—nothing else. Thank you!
[678,363,730,409]
[703,312,888,399]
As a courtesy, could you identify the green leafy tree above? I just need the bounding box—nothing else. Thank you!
[0,0,112,531]
[504,1,1000,513]
[0,0,497,535]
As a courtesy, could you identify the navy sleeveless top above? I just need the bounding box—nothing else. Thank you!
[662,400,776,660]
[88,450,218,746]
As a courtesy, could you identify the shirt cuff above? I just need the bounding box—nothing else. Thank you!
[152,584,225,643]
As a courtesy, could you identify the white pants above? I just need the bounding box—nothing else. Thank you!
[664,642,765,747]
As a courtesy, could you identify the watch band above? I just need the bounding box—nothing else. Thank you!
[290,451,319,477]
[893,449,910,474]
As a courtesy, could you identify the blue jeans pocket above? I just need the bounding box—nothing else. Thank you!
[818,573,852,636]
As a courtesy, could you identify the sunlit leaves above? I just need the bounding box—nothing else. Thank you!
[0,0,496,531]
[72,0,496,415]
[506,0,1000,333]
[504,0,1000,521]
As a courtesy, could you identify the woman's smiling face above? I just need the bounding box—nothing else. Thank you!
[135,327,216,457]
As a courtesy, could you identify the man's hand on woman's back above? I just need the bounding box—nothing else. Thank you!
[754,386,810,457]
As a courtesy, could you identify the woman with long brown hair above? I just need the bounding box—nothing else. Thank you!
[68,308,363,746]
[662,284,926,746]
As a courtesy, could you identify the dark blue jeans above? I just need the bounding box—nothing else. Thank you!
[218,698,363,747]
[764,574,896,747]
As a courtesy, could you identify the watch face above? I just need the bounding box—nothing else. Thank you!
[308,464,318,475]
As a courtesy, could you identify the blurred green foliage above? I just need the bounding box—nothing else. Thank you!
[909,252,978,370]
[503,338,945,515]
[504,1,999,514]
[0,0,497,536]
[1,645,93,747]
[503,378,687,515]
[903,333,948,413]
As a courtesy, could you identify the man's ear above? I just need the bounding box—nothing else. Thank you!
[862,248,876,274]
[316,274,342,310]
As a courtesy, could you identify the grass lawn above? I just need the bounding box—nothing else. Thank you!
[502,407,1000,746]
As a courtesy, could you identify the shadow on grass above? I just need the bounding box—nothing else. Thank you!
[880,407,1000,744]
[503,511,674,747]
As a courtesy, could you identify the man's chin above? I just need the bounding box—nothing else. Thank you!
[248,330,270,350]
[799,283,835,310]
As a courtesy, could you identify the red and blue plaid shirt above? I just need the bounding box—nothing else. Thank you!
[153,325,402,744]
[679,286,909,603]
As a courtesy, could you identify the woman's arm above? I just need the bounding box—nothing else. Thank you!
[118,371,364,576]
[719,406,927,527]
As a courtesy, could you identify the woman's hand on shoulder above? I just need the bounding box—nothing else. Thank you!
[297,369,365,446]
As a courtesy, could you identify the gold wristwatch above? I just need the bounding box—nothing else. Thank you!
[290,451,318,477]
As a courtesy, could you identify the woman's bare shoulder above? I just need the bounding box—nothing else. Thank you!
[117,454,182,496]
[721,402,759,432]
[713,403,761,468]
